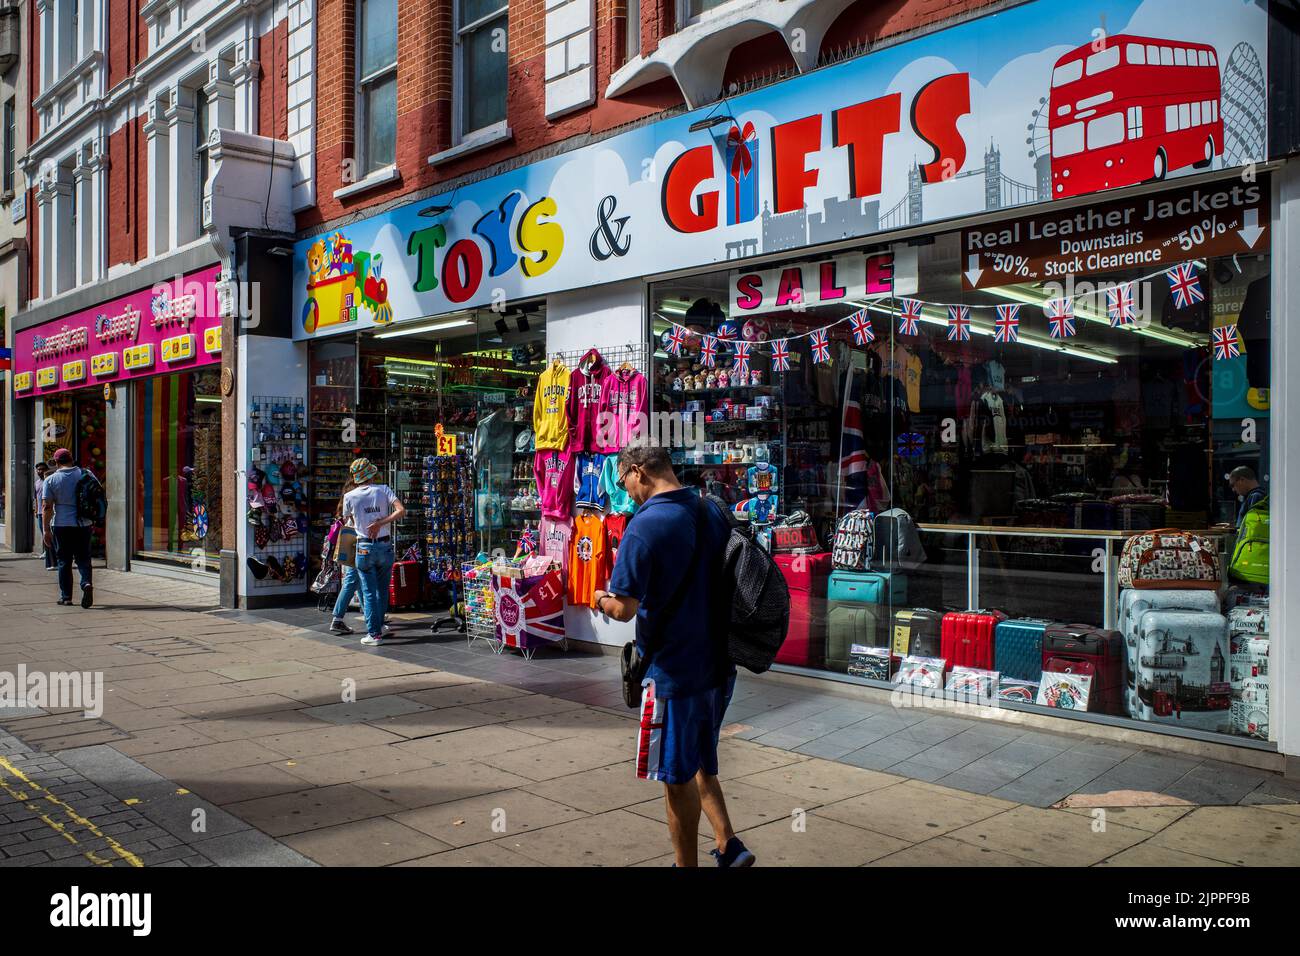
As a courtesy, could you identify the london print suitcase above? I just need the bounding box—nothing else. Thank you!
[774,552,832,667]
[1042,623,1125,715]
[1117,589,1221,717]
[827,603,885,672]
[891,608,943,659]
[994,618,1051,683]
[388,560,423,609]
[940,610,1006,671]
[1131,609,1231,731]
[827,569,908,606]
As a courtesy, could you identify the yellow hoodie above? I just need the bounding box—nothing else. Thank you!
[533,360,571,450]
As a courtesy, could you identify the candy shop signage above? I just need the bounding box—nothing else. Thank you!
[292,0,1266,339]
[13,266,224,397]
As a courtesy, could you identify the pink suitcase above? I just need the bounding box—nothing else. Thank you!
[774,552,831,667]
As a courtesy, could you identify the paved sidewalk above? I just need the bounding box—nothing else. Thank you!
[2,553,1299,867]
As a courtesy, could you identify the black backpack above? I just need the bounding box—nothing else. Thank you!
[75,470,108,524]
[706,495,790,674]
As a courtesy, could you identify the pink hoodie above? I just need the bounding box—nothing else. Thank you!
[600,367,649,451]
[566,350,613,453]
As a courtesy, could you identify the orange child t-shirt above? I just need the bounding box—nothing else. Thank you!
[567,512,610,608]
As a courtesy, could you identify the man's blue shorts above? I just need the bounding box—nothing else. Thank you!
[635,674,736,785]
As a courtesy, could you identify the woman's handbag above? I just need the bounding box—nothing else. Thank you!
[336,526,358,567]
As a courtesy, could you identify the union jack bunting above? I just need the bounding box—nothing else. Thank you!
[1212,324,1241,360]
[732,340,751,375]
[1166,263,1204,309]
[770,338,790,372]
[700,335,718,367]
[1106,282,1136,327]
[849,309,875,345]
[1045,297,1076,339]
[947,305,971,342]
[665,325,688,356]
[898,298,923,336]
[993,304,1020,343]
[809,328,830,363]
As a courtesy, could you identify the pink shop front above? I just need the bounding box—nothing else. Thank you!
[11,266,226,574]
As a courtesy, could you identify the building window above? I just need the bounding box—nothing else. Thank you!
[455,0,508,140]
[2,99,14,195]
[626,0,641,60]
[678,0,728,27]
[356,0,397,175]
[1126,105,1143,139]
[196,87,210,226]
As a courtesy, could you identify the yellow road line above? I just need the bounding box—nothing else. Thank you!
[0,754,144,867]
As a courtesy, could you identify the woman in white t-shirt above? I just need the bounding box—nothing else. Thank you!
[342,459,406,645]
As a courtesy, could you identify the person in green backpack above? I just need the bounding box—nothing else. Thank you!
[1227,467,1269,585]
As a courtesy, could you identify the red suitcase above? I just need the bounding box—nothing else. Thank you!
[389,560,423,609]
[1042,623,1125,715]
[774,552,832,667]
[940,610,1006,671]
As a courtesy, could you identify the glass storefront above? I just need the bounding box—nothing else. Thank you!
[649,179,1271,744]
[40,389,108,558]
[133,367,223,570]
[304,307,549,596]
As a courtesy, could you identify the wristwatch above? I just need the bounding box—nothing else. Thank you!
[596,592,611,612]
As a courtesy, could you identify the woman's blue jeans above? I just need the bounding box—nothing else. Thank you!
[354,538,394,637]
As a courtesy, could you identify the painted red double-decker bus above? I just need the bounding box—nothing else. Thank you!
[1048,34,1223,199]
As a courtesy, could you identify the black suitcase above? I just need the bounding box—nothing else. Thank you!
[890,608,943,659]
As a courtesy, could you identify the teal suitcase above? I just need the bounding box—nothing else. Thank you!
[827,569,908,606]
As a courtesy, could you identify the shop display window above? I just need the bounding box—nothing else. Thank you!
[133,368,223,570]
[40,390,108,559]
[650,219,1271,744]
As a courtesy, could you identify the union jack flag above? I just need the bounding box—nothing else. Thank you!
[994,304,1020,343]
[898,298,923,336]
[665,325,688,356]
[809,328,830,363]
[896,431,926,460]
[700,335,718,367]
[732,340,751,375]
[770,338,790,372]
[1106,282,1136,327]
[1212,324,1241,360]
[1046,297,1076,339]
[1166,263,1204,309]
[947,305,971,342]
[849,309,874,345]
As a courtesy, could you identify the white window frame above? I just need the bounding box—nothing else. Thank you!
[1166,104,1178,131]
[356,0,399,176]
[677,0,733,28]
[1126,43,1145,65]
[453,0,509,144]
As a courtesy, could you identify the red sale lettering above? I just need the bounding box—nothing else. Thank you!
[661,146,719,233]
[833,93,901,199]
[770,114,822,214]
[735,273,763,311]
[911,72,971,184]
[775,267,804,307]
[820,261,846,301]
[865,252,895,294]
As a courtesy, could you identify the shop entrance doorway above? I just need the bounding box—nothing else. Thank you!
[40,390,108,559]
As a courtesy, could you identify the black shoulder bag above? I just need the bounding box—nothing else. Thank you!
[619,499,704,708]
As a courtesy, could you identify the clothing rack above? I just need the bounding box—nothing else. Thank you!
[550,342,649,375]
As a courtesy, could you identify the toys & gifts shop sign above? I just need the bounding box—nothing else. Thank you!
[292,0,1267,340]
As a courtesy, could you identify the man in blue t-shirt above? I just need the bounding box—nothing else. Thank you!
[41,448,94,608]
[594,444,754,868]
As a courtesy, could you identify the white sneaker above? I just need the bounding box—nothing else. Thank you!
[360,635,383,646]
[381,624,394,637]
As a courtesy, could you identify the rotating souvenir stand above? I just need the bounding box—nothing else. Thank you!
[423,446,475,632]
[248,395,310,588]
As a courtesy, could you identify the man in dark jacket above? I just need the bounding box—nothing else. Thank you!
[1228,466,1266,531]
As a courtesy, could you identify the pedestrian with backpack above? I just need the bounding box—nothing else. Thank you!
[41,448,101,608]
[593,443,758,868]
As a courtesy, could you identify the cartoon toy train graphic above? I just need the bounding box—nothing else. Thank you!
[302,231,393,334]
